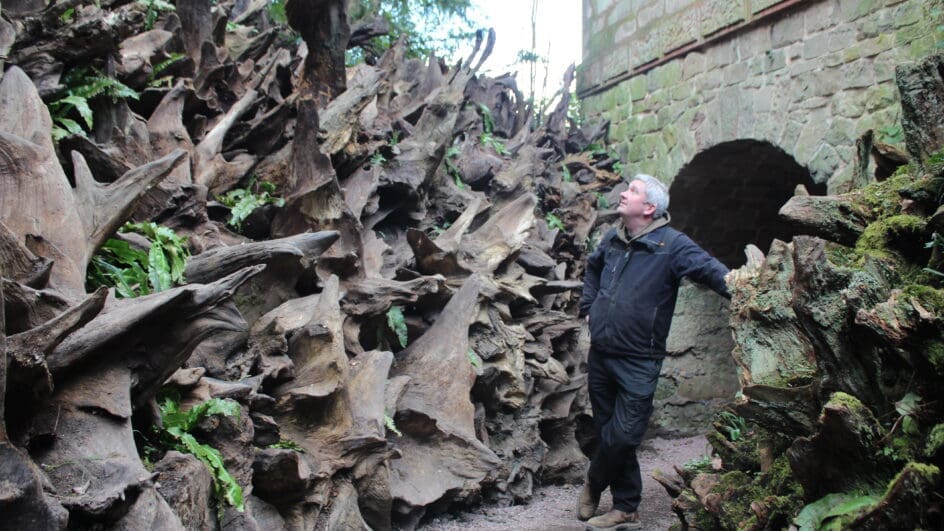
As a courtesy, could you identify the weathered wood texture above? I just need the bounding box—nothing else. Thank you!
[0,0,630,528]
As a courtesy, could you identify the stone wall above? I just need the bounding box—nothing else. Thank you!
[578,0,942,436]
[579,0,943,192]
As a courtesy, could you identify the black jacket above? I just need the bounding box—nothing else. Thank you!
[579,223,730,358]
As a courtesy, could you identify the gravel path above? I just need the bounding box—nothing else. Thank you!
[421,435,711,531]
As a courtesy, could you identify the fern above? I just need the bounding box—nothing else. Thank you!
[157,393,244,515]
[546,212,565,232]
[216,178,285,231]
[386,306,408,348]
[86,222,190,297]
[384,414,402,436]
[139,0,176,30]
[48,68,140,140]
[445,144,464,189]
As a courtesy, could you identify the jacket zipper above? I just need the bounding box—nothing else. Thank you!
[604,245,633,347]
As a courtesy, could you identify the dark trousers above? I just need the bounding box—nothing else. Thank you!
[586,349,663,513]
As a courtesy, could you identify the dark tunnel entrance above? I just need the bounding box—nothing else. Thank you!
[669,140,827,268]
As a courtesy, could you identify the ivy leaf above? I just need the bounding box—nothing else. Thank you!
[148,243,173,292]
[895,392,921,417]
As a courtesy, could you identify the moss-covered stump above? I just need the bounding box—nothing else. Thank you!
[787,392,896,500]
[851,462,941,529]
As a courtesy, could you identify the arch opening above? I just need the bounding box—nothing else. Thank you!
[669,140,826,268]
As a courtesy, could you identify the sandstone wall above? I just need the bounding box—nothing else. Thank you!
[579,0,942,192]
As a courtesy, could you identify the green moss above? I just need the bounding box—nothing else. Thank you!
[886,462,940,491]
[926,341,944,372]
[901,284,944,315]
[855,214,927,258]
[859,172,916,218]
[924,424,944,458]
[825,242,859,268]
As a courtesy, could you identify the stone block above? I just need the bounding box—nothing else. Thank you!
[864,82,898,112]
[700,0,746,37]
[671,82,693,102]
[631,29,662,68]
[823,52,844,68]
[873,60,895,83]
[612,0,636,23]
[765,49,787,72]
[908,35,937,61]
[682,52,707,80]
[825,117,856,146]
[800,96,831,109]
[859,33,896,58]
[662,123,678,150]
[601,48,630,81]
[752,85,775,113]
[697,68,722,92]
[722,62,749,85]
[793,124,826,166]
[638,0,665,28]
[804,0,839,33]
[893,0,923,28]
[662,8,699,54]
[737,24,772,59]
[637,113,659,133]
[839,60,876,89]
[752,0,781,13]
[706,40,736,69]
[779,119,804,151]
[802,32,831,59]
[629,75,648,101]
[614,17,638,41]
[718,87,739,140]
[807,144,841,182]
[771,11,804,48]
[842,44,862,63]
[828,26,858,53]
[839,0,882,22]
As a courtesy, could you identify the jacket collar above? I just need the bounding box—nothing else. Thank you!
[616,213,671,251]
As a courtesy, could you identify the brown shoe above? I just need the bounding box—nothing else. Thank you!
[586,509,641,530]
[577,481,601,521]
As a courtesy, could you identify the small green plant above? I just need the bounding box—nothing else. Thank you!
[431,220,452,236]
[595,192,609,209]
[59,7,75,22]
[468,348,482,369]
[476,103,508,155]
[147,53,186,88]
[268,439,304,452]
[717,411,748,442]
[445,144,464,189]
[370,152,387,167]
[926,233,944,279]
[156,393,244,515]
[47,67,140,140]
[384,414,402,436]
[546,212,565,231]
[216,178,285,231]
[794,491,880,530]
[386,306,408,348]
[561,164,573,183]
[682,455,713,473]
[87,222,190,298]
[139,0,176,30]
[613,160,624,175]
[268,0,288,24]
[388,130,401,147]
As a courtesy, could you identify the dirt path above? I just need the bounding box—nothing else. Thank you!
[421,435,711,531]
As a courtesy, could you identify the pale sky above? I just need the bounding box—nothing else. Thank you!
[467,0,583,104]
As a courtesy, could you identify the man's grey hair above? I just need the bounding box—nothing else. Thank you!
[634,173,670,218]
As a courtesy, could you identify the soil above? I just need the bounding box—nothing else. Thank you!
[420,434,711,531]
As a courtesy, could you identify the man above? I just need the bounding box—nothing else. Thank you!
[577,174,730,530]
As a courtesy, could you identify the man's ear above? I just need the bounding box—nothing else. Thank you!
[643,202,657,217]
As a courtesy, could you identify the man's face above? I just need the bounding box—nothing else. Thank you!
[617,179,655,219]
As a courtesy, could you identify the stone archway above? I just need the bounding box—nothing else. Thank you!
[669,139,827,268]
[650,139,824,436]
